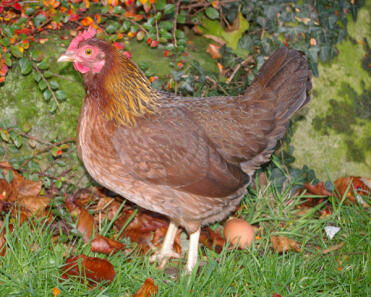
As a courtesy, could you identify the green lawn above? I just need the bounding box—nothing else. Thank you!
[0,176,369,297]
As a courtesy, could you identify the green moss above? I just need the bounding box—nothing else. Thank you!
[0,34,85,160]
[291,6,371,179]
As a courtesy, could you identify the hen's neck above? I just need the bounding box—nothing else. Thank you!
[83,49,159,126]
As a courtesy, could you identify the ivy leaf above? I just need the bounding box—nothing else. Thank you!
[37,58,49,70]
[155,0,166,10]
[164,4,175,15]
[19,57,32,75]
[33,14,47,27]
[55,90,67,101]
[113,6,124,14]
[200,13,249,50]
[10,45,23,58]
[106,23,119,34]
[205,7,219,20]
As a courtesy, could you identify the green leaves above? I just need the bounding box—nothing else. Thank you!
[19,58,32,75]
[205,7,219,20]
[33,14,47,27]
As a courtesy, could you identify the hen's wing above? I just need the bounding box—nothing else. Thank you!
[187,47,311,175]
[112,107,247,198]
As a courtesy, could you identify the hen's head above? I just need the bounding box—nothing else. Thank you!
[58,27,107,74]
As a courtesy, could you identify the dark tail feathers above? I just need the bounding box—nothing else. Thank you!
[252,47,312,122]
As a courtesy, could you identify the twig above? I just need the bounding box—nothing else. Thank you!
[226,58,249,84]
[172,0,181,48]
[205,75,229,95]
[6,128,52,145]
[21,137,76,167]
[321,242,345,254]
[29,57,60,110]
[181,0,240,10]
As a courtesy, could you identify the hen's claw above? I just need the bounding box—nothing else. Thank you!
[150,221,179,268]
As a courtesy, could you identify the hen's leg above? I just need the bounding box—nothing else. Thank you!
[150,221,180,268]
[185,228,201,274]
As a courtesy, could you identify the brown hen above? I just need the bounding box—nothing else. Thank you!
[58,27,311,273]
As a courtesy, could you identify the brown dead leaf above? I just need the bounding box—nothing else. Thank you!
[17,195,50,215]
[18,179,42,197]
[115,208,169,252]
[133,278,158,297]
[69,204,126,254]
[76,207,94,241]
[305,182,332,197]
[200,226,226,253]
[91,234,125,255]
[0,232,6,257]
[271,236,301,253]
[206,43,222,59]
[334,176,370,206]
[272,293,284,297]
[0,223,14,257]
[62,255,116,283]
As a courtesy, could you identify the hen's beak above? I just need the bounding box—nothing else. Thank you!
[57,52,75,63]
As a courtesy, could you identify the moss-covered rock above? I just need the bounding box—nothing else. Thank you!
[291,5,371,179]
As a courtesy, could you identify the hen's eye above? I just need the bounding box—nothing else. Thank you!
[85,48,92,56]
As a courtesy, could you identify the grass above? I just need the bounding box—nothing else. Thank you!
[0,175,369,297]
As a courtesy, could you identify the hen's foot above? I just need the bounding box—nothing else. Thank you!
[150,221,179,269]
[150,249,181,269]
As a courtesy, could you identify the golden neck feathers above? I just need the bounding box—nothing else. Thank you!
[84,47,159,126]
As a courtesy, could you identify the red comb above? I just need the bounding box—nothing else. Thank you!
[67,26,96,52]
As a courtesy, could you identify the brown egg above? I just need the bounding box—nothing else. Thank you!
[224,218,255,249]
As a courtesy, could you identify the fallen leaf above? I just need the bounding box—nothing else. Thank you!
[133,278,158,297]
[272,293,284,297]
[18,195,50,215]
[200,226,226,253]
[305,182,332,197]
[68,202,125,254]
[91,234,125,255]
[271,236,301,253]
[62,255,116,283]
[334,176,370,206]
[206,43,222,59]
